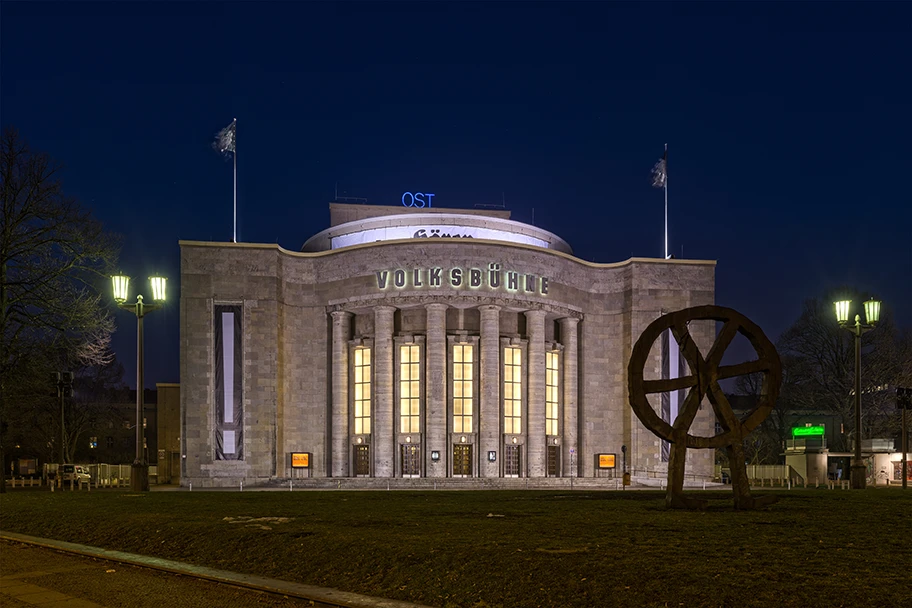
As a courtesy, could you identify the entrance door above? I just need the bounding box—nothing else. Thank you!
[546,445,559,477]
[401,445,420,477]
[453,445,472,477]
[354,445,370,476]
[505,445,522,477]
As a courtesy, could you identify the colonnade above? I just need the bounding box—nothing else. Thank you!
[330,303,579,478]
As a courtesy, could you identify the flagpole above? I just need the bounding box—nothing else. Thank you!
[233,117,237,243]
[664,143,668,259]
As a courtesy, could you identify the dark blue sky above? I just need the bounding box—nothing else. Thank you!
[3,2,910,389]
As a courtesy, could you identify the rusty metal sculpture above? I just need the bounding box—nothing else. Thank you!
[628,305,782,510]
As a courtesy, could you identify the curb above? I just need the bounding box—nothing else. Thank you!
[0,531,433,608]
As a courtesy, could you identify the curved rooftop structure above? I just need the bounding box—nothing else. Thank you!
[302,206,573,254]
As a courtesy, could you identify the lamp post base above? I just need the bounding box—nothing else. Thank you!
[131,463,149,492]
[850,463,867,490]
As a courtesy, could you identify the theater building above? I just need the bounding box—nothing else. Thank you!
[179,202,717,487]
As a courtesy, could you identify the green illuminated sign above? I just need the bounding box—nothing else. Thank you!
[792,425,825,437]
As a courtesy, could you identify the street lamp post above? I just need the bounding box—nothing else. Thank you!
[113,274,167,492]
[834,297,881,490]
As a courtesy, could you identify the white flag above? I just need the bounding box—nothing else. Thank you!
[651,148,667,189]
[214,119,236,155]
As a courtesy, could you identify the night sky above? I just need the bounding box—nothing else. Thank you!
[3,2,910,389]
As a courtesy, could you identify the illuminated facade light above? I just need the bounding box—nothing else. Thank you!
[863,298,881,325]
[112,274,130,303]
[150,275,167,302]
[834,300,851,324]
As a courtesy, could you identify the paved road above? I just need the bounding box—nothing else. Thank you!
[0,540,322,608]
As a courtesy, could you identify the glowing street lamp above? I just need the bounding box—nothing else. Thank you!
[834,297,882,490]
[113,273,167,492]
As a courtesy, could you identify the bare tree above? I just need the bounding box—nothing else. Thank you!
[734,352,815,464]
[1,127,120,491]
[777,291,906,452]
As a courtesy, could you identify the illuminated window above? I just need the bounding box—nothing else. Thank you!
[400,344,420,433]
[504,346,522,435]
[453,344,474,433]
[546,351,559,436]
[354,347,371,435]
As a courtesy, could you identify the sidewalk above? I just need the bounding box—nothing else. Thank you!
[0,531,432,608]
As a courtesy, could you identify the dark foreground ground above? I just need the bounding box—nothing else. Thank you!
[1,488,909,607]
[0,540,322,608]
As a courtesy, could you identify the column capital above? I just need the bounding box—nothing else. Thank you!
[479,304,501,314]
[330,310,353,321]
[524,309,547,321]
[559,316,580,327]
[373,305,397,313]
[425,303,448,312]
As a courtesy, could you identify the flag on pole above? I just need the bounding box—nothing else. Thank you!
[214,119,236,155]
[651,147,667,189]
[212,118,238,242]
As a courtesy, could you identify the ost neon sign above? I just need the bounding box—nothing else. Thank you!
[402,192,435,207]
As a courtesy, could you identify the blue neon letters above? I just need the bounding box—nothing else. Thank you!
[402,192,435,207]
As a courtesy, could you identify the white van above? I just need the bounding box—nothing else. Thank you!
[60,464,91,484]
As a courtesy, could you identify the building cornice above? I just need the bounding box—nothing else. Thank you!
[178,239,717,270]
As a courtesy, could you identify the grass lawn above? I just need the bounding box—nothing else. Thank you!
[1,488,909,607]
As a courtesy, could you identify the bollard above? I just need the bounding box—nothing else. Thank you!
[434,481,437,490]
[290,480,293,492]
[51,479,55,492]
[703,480,706,490]
[240,480,243,492]
[189,482,192,492]
[788,479,791,490]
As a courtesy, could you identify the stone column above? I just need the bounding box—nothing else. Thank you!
[425,304,447,478]
[559,317,579,477]
[374,306,396,477]
[330,311,352,477]
[479,305,501,478]
[525,309,546,477]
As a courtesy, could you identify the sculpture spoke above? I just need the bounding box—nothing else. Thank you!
[717,359,769,379]
[643,375,698,394]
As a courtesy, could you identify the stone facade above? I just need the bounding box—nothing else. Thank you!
[179,204,716,487]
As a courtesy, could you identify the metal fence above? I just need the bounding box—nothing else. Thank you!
[41,463,159,486]
[714,464,803,484]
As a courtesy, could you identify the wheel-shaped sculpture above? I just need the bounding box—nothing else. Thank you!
[628,305,782,510]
